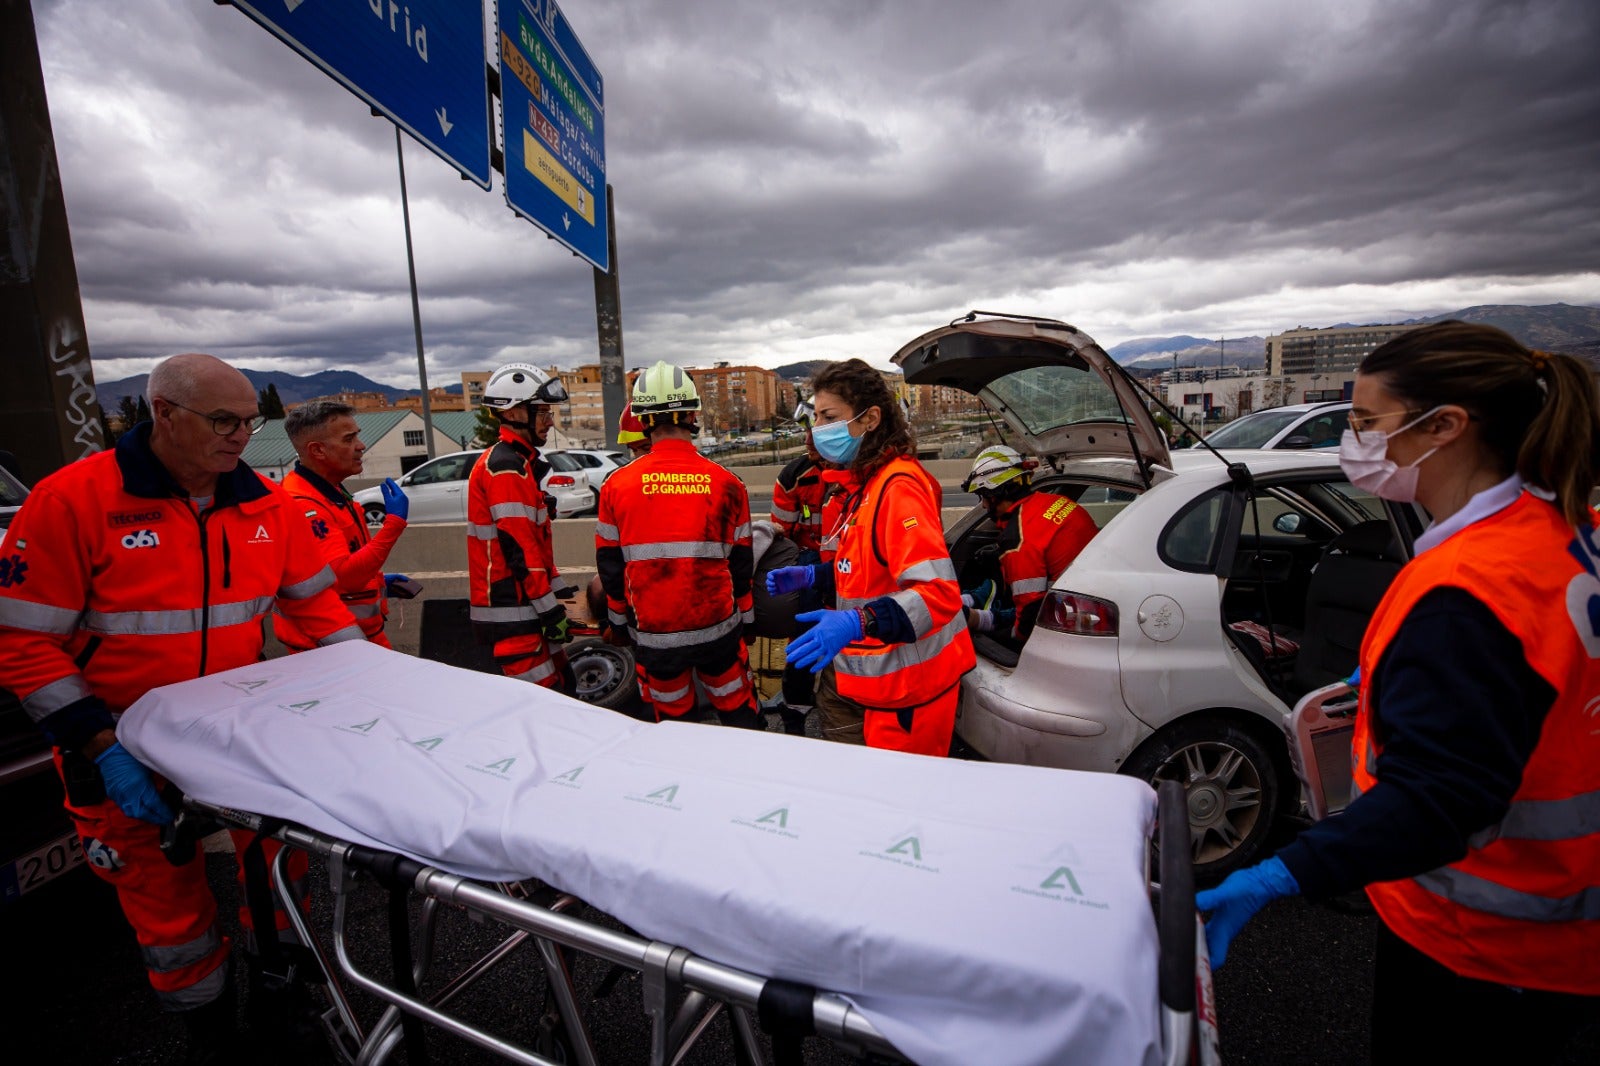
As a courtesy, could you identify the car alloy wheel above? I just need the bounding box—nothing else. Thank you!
[1122,716,1281,880]
[364,504,386,529]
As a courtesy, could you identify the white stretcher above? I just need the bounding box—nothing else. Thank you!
[119,642,1215,1066]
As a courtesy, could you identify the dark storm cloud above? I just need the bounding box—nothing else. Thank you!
[33,0,1599,384]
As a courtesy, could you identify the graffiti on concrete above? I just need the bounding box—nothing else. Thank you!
[48,317,105,458]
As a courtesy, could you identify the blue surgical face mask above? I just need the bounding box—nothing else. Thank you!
[812,413,863,464]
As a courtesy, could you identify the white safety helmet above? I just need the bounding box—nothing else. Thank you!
[792,398,815,428]
[482,363,568,410]
[631,361,700,420]
[963,445,1035,495]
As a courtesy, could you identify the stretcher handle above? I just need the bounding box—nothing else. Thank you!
[343,842,430,890]
[1156,779,1196,1014]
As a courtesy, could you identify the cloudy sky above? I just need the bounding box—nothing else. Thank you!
[33,0,1600,387]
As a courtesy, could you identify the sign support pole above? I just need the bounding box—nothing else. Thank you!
[395,127,436,459]
[593,186,625,448]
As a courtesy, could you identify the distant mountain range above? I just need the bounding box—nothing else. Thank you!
[96,303,1600,406]
[1109,302,1600,370]
[95,368,463,408]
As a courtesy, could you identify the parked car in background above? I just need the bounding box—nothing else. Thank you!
[896,314,1419,879]
[1197,401,1352,452]
[351,448,596,527]
[561,448,629,490]
[0,463,27,541]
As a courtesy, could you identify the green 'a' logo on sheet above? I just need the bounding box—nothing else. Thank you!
[552,765,584,782]
[346,718,379,733]
[283,700,320,712]
[483,757,516,774]
[412,736,444,751]
[1040,866,1083,895]
[226,678,272,692]
[756,807,789,829]
[887,836,922,861]
[646,784,679,804]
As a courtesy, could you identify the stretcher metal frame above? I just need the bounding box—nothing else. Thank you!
[183,780,1212,1066]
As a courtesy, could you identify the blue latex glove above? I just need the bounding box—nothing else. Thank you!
[384,572,411,586]
[94,742,175,826]
[1194,856,1300,967]
[785,609,863,673]
[380,478,409,519]
[765,565,815,596]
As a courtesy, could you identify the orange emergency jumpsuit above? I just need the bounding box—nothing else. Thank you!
[0,425,361,1009]
[273,462,407,649]
[467,426,567,689]
[595,437,759,724]
[830,455,975,754]
[771,455,829,552]
[995,491,1097,638]
[1351,492,1600,994]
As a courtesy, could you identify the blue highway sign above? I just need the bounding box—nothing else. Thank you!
[229,0,492,188]
[498,0,608,270]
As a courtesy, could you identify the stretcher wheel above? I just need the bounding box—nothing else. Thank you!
[567,637,638,710]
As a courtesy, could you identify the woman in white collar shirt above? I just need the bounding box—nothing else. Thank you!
[1197,321,1600,1064]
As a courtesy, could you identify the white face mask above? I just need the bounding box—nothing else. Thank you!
[1338,407,1442,502]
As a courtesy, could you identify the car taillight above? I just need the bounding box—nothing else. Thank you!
[1036,590,1118,636]
[548,475,577,487]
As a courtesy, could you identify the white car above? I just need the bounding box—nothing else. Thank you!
[351,449,596,527]
[896,313,1420,878]
[560,448,629,490]
[1198,400,1352,452]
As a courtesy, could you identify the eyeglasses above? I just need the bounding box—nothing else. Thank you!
[169,401,267,436]
[1348,408,1421,443]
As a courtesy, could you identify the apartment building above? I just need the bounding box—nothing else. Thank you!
[1267,323,1412,377]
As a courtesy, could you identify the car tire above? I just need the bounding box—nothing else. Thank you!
[364,504,386,529]
[1120,714,1282,882]
[566,638,637,711]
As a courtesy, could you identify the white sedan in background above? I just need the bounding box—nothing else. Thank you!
[351,449,595,526]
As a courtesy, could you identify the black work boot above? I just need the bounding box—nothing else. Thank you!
[779,705,810,736]
[179,984,238,1066]
[720,704,768,730]
[245,954,333,1062]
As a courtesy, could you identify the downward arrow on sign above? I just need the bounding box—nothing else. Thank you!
[562,212,572,230]
[436,107,453,136]
[284,0,306,12]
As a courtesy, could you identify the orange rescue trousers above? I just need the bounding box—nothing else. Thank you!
[636,640,761,728]
[57,754,309,1010]
[861,683,960,756]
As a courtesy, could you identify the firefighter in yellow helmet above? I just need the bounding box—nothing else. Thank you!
[595,362,761,726]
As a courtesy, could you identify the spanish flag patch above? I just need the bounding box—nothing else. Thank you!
[902,516,919,530]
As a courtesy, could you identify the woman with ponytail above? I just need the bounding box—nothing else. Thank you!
[764,359,975,755]
[1197,321,1600,1061]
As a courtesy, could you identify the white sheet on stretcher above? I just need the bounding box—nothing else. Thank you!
[120,641,1161,1066]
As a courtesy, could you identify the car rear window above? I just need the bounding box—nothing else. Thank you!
[983,364,1128,437]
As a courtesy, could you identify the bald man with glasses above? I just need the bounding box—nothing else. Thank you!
[0,352,361,1059]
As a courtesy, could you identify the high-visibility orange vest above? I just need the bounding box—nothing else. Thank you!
[831,455,975,709]
[1351,492,1600,995]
